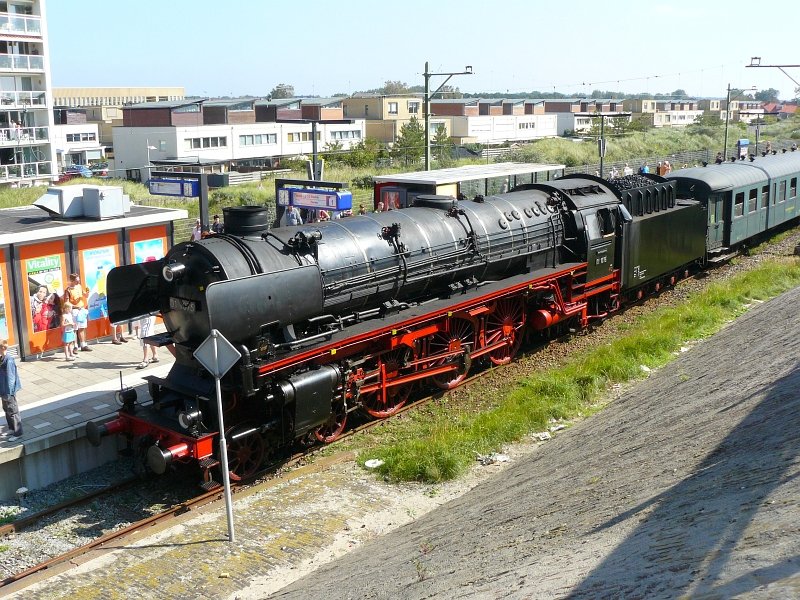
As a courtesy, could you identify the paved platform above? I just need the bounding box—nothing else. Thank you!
[0,331,174,496]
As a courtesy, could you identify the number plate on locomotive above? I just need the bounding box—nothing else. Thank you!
[170,296,198,312]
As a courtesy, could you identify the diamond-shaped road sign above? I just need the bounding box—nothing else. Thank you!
[194,330,241,378]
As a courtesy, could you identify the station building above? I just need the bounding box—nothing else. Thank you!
[0,184,187,359]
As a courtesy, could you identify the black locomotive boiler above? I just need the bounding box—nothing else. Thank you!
[87,152,800,484]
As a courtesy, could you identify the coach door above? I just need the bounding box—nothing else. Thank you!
[707,193,724,250]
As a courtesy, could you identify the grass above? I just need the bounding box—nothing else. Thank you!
[357,255,800,483]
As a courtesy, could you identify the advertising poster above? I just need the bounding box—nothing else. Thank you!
[133,238,165,264]
[26,254,64,332]
[0,271,6,340]
[83,246,117,321]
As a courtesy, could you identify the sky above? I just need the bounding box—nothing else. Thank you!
[45,0,800,101]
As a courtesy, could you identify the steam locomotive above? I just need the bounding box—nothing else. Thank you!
[86,150,800,485]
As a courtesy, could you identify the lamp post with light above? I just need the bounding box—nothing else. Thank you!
[423,62,473,171]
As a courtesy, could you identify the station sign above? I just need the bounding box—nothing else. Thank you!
[148,177,200,198]
[284,187,352,211]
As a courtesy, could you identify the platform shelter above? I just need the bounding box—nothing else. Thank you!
[0,184,187,360]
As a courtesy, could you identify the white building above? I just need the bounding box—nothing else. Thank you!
[0,0,56,187]
[446,114,558,144]
[112,118,366,181]
[51,121,103,170]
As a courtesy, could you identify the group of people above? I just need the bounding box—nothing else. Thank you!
[28,272,160,369]
[191,215,225,241]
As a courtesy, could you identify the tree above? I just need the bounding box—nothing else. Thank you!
[432,124,454,167]
[755,88,780,102]
[671,89,687,98]
[269,83,294,99]
[391,116,425,166]
[321,140,345,164]
[381,81,410,95]
[343,137,386,168]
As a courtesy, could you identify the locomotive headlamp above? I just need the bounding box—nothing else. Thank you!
[163,262,186,282]
[178,409,202,430]
[114,388,137,408]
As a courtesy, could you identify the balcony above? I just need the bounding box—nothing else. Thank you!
[0,14,41,36]
[0,53,44,71]
[0,159,52,182]
[0,125,49,144]
[0,90,47,108]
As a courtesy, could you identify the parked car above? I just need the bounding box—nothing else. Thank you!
[64,165,93,178]
[90,162,108,177]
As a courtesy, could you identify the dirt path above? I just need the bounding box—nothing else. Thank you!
[266,288,800,599]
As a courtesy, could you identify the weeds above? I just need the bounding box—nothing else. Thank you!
[364,257,800,484]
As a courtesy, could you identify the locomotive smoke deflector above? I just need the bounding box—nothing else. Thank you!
[107,258,166,324]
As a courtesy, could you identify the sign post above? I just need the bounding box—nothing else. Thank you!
[193,329,242,542]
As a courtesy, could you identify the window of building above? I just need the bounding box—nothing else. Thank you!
[734,191,744,217]
[239,133,277,146]
[388,102,398,115]
[174,104,200,114]
[748,188,757,213]
[330,130,362,140]
[66,132,97,142]
[287,132,301,142]
[184,136,227,149]
[408,101,419,114]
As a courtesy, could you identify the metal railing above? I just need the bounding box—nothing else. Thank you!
[0,54,44,71]
[0,91,47,107]
[0,14,41,35]
[0,126,49,144]
[0,160,52,181]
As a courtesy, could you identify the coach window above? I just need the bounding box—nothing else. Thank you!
[762,185,769,207]
[734,192,744,217]
[748,189,758,213]
[779,181,787,202]
[791,177,797,199]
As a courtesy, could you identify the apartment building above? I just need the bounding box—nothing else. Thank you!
[430,98,556,144]
[0,0,56,187]
[52,86,184,108]
[623,98,703,128]
[51,106,103,169]
[112,98,365,181]
[342,94,433,143]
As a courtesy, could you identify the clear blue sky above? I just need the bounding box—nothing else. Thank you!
[45,0,800,101]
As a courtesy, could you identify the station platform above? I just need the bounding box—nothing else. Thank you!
[0,332,174,499]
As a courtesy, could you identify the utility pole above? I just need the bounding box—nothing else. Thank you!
[423,62,473,171]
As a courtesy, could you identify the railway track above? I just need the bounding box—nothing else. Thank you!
[4,227,797,593]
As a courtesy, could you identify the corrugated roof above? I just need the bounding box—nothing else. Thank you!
[667,152,800,192]
[373,163,565,185]
[126,99,206,109]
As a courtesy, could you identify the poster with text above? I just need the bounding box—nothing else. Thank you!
[83,246,117,321]
[26,255,64,332]
[133,238,164,264]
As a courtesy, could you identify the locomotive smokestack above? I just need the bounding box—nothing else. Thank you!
[223,206,270,237]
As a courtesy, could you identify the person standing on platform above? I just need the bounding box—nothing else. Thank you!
[211,214,224,234]
[136,313,158,369]
[0,339,22,440]
[61,302,77,361]
[191,218,203,241]
[65,273,91,352]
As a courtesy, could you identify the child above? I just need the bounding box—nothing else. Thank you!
[62,302,77,361]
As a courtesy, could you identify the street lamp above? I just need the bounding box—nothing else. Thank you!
[423,62,473,170]
[146,138,157,182]
[723,84,756,161]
